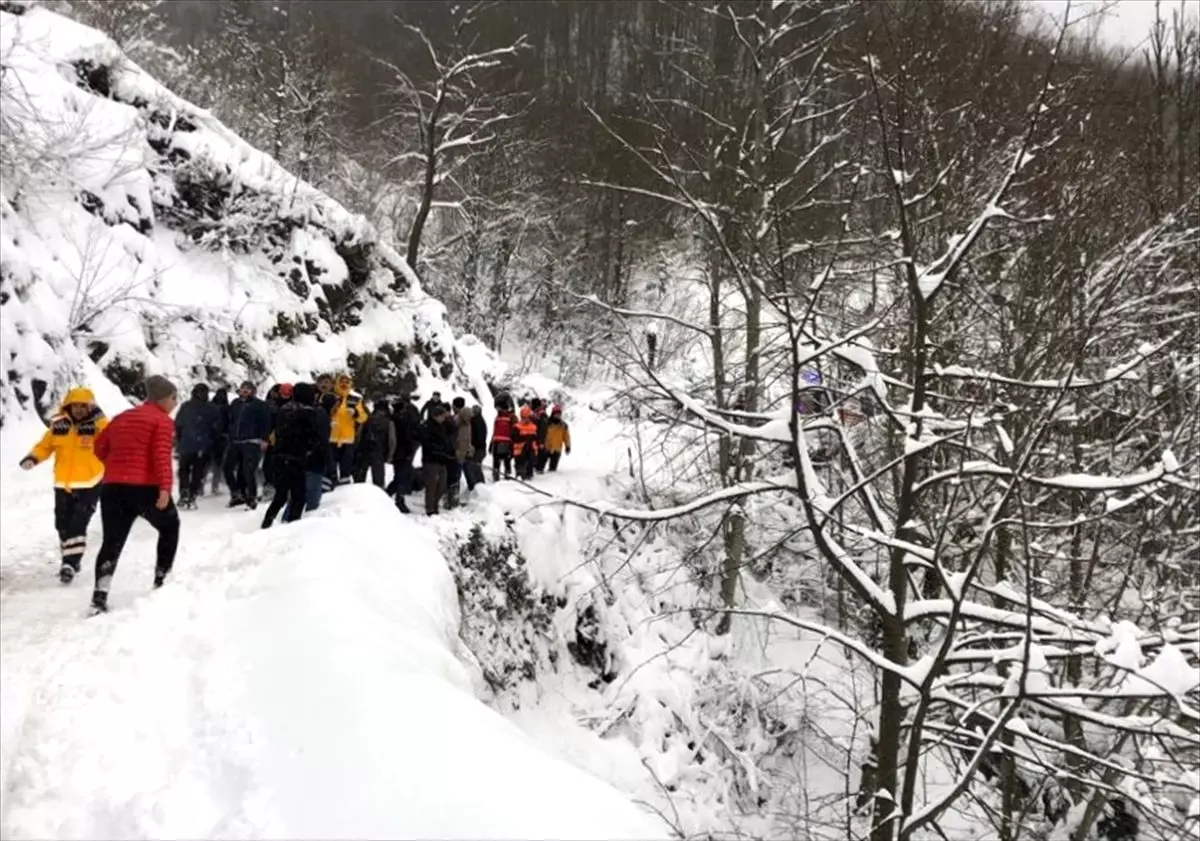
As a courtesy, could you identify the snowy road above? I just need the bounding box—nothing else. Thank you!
[0,459,664,840]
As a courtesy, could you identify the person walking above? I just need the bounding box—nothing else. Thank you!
[20,387,109,584]
[512,405,540,480]
[90,376,180,614]
[223,381,271,509]
[357,396,396,487]
[391,393,422,513]
[421,403,455,516]
[490,403,514,481]
[465,404,488,489]
[544,404,572,472]
[261,382,327,528]
[531,399,551,474]
[173,383,221,509]
[328,373,368,485]
[450,397,475,503]
[209,387,230,495]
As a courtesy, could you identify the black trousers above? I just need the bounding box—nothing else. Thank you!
[548,452,563,472]
[330,443,356,483]
[94,484,179,593]
[261,459,308,527]
[492,443,512,480]
[178,452,209,500]
[54,486,100,570]
[535,447,551,473]
[224,442,263,502]
[515,449,536,480]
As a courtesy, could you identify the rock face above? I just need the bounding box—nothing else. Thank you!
[0,5,457,421]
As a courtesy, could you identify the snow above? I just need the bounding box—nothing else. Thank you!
[1,5,473,427]
[0,465,665,840]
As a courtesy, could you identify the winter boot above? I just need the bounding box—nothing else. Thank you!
[153,571,166,589]
[59,564,76,584]
[396,498,411,514]
[226,495,244,509]
[246,497,259,511]
[89,590,108,614]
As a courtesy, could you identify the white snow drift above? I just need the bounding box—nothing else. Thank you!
[0,467,665,840]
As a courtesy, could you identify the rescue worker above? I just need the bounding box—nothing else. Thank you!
[90,376,180,614]
[421,403,456,516]
[544,404,572,472]
[173,383,221,509]
[20,387,109,584]
[490,403,514,481]
[328,373,368,484]
[512,405,540,480]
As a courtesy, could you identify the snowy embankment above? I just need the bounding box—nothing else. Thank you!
[0,459,664,839]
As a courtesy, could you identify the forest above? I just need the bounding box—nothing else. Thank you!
[28,1,1200,839]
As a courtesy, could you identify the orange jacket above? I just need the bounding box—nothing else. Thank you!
[512,420,539,457]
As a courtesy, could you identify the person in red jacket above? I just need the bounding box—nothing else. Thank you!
[490,405,514,481]
[90,375,180,614]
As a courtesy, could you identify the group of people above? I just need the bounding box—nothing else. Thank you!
[19,371,574,613]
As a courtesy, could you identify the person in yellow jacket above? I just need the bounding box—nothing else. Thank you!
[19,387,109,584]
[328,373,368,484]
[544,404,572,472]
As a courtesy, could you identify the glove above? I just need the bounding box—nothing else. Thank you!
[566,448,571,455]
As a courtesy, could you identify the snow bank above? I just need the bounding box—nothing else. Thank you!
[0,480,663,839]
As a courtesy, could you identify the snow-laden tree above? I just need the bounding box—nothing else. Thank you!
[546,2,1200,839]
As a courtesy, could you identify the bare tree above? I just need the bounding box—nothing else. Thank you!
[376,2,527,272]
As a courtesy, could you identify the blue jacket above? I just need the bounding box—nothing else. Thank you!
[174,399,222,456]
[228,396,272,443]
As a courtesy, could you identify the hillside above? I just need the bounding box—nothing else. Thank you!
[0,3,471,427]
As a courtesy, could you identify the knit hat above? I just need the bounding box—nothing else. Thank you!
[551,404,562,415]
[145,375,177,402]
[279,383,294,399]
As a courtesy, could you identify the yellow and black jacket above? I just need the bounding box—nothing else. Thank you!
[329,378,368,445]
[25,387,109,491]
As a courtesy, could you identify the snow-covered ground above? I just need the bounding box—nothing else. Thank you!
[0,446,666,839]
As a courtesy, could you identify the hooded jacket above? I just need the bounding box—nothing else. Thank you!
[545,415,571,454]
[24,387,109,491]
[330,377,369,445]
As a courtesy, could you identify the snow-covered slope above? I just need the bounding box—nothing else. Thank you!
[0,5,473,424]
[0,472,665,840]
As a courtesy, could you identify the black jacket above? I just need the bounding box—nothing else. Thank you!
[393,402,422,462]
[421,416,456,466]
[229,396,272,443]
[174,398,221,457]
[421,398,444,422]
[470,412,488,456]
[273,402,329,474]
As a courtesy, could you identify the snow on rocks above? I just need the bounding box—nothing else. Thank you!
[0,471,664,840]
[0,5,473,427]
